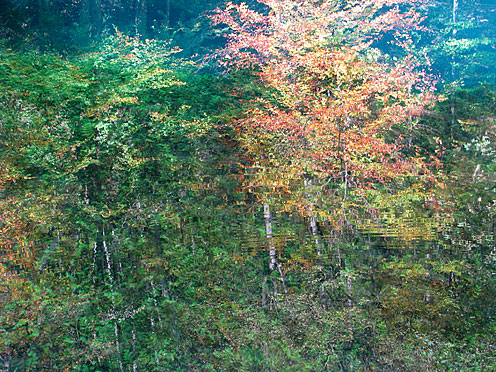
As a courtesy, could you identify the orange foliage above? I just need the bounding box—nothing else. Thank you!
[212,0,438,196]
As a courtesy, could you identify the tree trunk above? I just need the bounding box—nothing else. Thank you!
[346,274,353,308]
[262,275,268,308]
[102,227,124,372]
[164,0,170,28]
[79,0,103,36]
[453,0,458,24]
[91,241,98,284]
[263,204,287,298]
[264,203,276,272]
[304,179,322,256]
[135,0,147,36]
[450,0,459,132]
[94,0,103,33]
[37,0,49,12]
[132,329,138,372]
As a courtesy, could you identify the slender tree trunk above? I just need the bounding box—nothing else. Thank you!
[37,0,49,12]
[309,213,321,254]
[264,204,276,272]
[164,0,170,28]
[304,179,322,256]
[263,204,287,298]
[346,274,353,308]
[453,0,458,25]
[135,0,147,36]
[102,228,113,286]
[132,329,138,372]
[264,203,277,302]
[102,226,124,372]
[94,0,103,34]
[450,0,459,134]
[80,0,103,36]
[94,332,102,366]
[262,276,268,308]
[110,229,124,286]
[342,161,348,212]
[92,241,98,283]
[80,0,91,32]
[473,163,481,183]
[113,322,124,372]
[150,280,163,327]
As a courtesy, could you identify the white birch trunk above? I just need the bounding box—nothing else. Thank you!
[264,204,276,272]
[92,241,97,284]
[102,227,124,372]
[263,204,287,295]
[453,0,458,24]
[132,329,138,372]
[262,276,268,308]
[347,275,353,308]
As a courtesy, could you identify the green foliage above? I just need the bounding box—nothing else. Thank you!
[1,2,496,371]
[422,0,496,87]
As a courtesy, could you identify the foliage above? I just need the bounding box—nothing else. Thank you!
[211,0,440,217]
[1,1,496,371]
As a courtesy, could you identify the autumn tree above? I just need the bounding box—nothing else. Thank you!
[212,0,438,206]
[210,0,441,303]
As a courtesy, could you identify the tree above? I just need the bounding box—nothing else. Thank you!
[209,1,443,329]
[425,0,496,87]
[0,33,237,370]
[212,0,438,203]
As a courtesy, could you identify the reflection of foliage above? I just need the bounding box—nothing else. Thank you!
[0,34,235,370]
[1,2,496,371]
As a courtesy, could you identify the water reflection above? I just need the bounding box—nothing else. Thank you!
[219,206,445,261]
[3,167,494,371]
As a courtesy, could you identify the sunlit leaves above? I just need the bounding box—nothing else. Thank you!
[212,0,438,215]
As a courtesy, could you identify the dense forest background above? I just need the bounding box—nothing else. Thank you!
[1,0,496,371]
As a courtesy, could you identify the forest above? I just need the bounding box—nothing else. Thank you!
[0,0,495,371]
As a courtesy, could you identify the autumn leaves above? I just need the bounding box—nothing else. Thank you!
[212,0,438,213]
